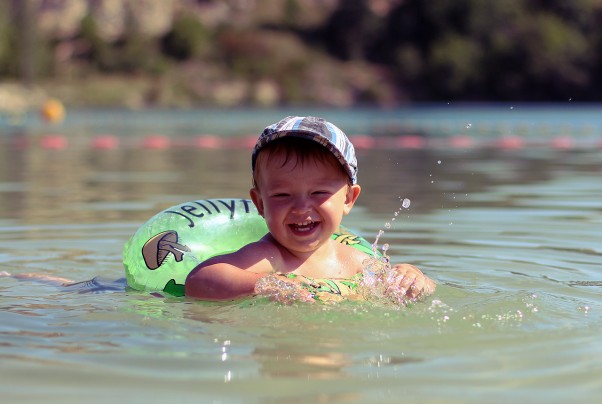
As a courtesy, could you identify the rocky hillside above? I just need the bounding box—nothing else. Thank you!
[3,0,400,110]
[2,0,600,112]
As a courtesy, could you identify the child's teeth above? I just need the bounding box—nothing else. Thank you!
[293,221,314,231]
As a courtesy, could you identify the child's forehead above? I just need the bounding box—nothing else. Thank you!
[260,160,345,188]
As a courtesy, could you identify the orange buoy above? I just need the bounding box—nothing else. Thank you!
[40,99,66,123]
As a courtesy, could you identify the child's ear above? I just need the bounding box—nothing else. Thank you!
[343,184,361,215]
[250,187,264,217]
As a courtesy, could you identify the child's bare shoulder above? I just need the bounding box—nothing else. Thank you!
[337,241,371,274]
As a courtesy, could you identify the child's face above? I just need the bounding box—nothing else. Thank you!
[251,150,361,256]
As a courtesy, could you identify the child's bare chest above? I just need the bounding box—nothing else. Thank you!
[275,244,364,279]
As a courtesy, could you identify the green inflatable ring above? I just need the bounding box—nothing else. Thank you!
[123,198,375,297]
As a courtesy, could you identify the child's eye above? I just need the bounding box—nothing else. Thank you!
[313,190,331,195]
[271,193,289,198]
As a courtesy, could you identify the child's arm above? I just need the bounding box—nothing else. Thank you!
[392,263,436,300]
[185,260,266,300]
[185,239,279,300]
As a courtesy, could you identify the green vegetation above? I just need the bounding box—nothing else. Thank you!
[4,0,602,108]
[162,15,209,61]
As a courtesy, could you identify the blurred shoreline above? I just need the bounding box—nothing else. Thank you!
[3,1,602,116]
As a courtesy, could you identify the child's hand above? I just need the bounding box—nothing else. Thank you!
[391,264,436,300]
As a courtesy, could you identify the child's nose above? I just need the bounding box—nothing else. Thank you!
[291,195,311,213]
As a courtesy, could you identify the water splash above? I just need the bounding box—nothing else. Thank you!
[372,229,385,257]
[371,197,410,255]
[358,196,417,307]
[357,255,409,307]
[254,274,313,304]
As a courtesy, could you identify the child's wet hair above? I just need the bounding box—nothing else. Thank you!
[252,137,351,189]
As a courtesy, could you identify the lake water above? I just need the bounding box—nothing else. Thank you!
[1,106,601,403]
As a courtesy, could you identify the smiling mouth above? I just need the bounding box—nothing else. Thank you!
[289,220,319,233]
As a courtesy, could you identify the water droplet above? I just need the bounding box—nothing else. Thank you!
[437,160,441,164]
[382,243,389,252]
[402,198,411,208]
[394,211,398,217]
[510,106,514,110]
[384,222,391,229]
[465,123,472,129]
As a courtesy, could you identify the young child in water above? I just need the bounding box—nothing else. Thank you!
[185,116,436,302]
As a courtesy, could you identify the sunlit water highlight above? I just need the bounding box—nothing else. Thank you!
[1,108,601,403]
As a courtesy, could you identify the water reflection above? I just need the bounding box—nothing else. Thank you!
[253,343,352,380]
[0,132,588,225]
[0,136,252,223]
[2,112,602,402]
[357,147,562,214]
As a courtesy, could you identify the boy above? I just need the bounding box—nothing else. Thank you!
[185,116,435,301]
